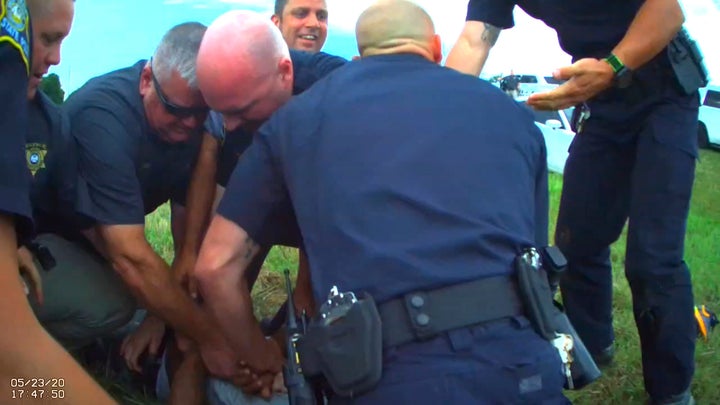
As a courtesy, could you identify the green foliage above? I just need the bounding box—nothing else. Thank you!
[40,73,65,104]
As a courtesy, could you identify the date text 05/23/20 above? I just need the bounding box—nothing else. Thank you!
[10,378,65,388]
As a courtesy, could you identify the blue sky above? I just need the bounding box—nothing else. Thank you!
[51,0,720,95]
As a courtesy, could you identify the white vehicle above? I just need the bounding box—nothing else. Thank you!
[501,74,565,98]
[698,85,720,149]
[517,98,575,174]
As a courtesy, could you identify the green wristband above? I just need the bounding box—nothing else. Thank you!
[604,53,625,74]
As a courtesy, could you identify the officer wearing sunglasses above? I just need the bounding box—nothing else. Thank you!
[61,21,237,377]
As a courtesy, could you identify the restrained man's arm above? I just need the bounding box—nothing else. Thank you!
[294,249,316,315]
[195,215,283,374]
[0,216,116,404]
[174,132,220,279]
[611,0,684,70]
[445,21,501,76]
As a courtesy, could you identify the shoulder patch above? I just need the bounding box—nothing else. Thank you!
[1,0,31,74]
[26,143,48,177]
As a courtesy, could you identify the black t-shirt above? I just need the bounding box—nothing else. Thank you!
[63,61,201,227]
[0,0,33,240]
[466,0,644,60]
[27,92,89,235]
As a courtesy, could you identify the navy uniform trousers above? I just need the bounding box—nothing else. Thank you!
[329,318,569,404]
[556,58,699,400]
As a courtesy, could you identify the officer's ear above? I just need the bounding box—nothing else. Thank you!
[277,57,294,90]
[271,14,281,28]
[432,34,442,64]
[139,64,153,97]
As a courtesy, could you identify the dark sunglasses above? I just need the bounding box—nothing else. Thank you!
[149,58,208,118]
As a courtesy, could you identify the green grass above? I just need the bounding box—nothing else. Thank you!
[131,150,720,404]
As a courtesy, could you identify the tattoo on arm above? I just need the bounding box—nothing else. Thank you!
[481,23,501,46]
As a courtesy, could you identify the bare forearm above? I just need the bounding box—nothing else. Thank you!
[167,349,206,405]
[202,271,269,371]
[179,133,218,259]
[613,0,684,69]
[1,333,116,404]
[0,217,115,404]
[195,217,275,372]
[112,248,218,345]
[445,21,499,76]
[294,249,316,315]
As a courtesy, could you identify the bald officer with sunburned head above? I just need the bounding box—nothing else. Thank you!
[194,0,568,403]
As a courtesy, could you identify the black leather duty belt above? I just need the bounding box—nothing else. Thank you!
[378,276,524,349]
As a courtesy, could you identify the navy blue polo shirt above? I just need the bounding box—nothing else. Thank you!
[218,54,548,304]
[0,1,33,240]
[466,0,644,59]
[63,61,201,227]
[27,91,90,235]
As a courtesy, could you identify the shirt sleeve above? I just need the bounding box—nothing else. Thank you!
[72,107,145,226]
[308,51,348,76]
[465,0,517,29]
[0,43,33,239]
[215,119,290,246]
[216,128,253,188]
[290,49,348,92]
[204,110,224,141]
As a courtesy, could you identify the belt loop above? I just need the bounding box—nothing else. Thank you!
[403,291,436,341]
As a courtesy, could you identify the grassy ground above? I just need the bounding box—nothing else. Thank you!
[131,150,720,404]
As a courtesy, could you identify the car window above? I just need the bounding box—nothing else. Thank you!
[703,90,720,108]
[545,76,567,85]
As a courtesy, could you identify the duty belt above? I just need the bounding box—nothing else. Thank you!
[378,276,524,348]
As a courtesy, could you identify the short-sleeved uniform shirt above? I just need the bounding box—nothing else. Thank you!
[206,50,347,248]
[26,91,88,235]
[218,54,548,303]
[63,61,202,227]
[0,0,33,239]
[466,0,644,59]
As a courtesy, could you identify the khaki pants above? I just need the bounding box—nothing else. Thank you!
[28,233,137,350]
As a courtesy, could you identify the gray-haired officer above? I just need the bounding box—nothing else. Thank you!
[446,1,706,404]
[62,22,240,377]
[194,1,568,402]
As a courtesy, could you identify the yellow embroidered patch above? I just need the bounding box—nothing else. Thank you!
[0,0,31,74]
[26,143,48,177]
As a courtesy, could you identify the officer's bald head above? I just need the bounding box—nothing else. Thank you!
[27,0,74,18]
[197,10,294,131]
[355,0,441,63]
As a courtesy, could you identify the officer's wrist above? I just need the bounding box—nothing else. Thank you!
[262,338,284,373]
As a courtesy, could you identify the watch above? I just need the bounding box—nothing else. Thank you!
[603,53,633,89]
